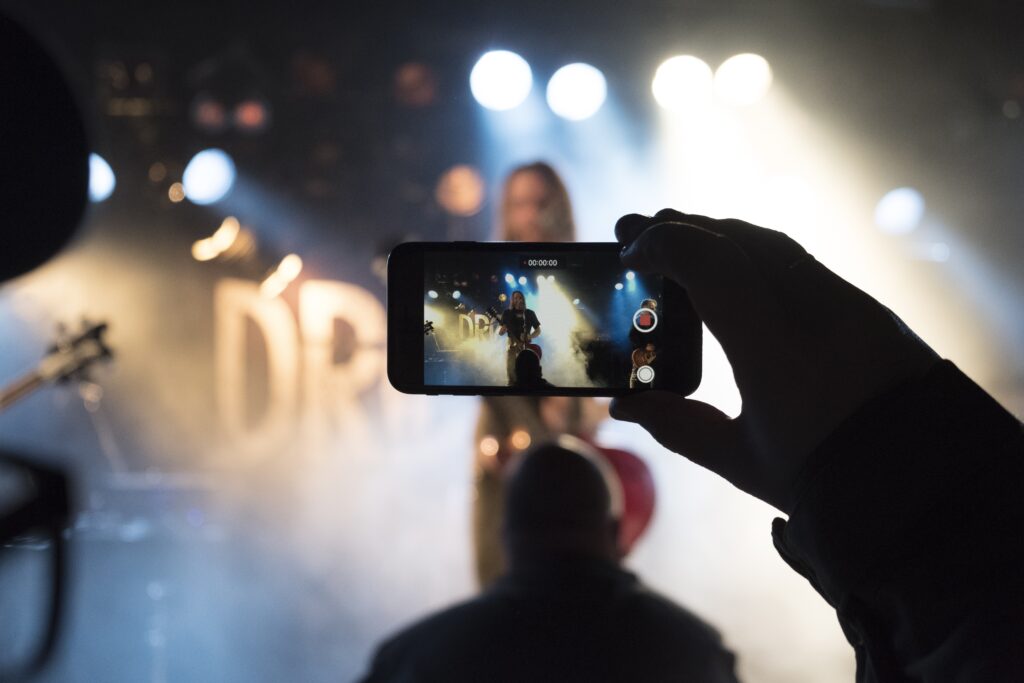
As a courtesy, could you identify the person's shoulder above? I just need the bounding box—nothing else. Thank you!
[617,582,728,648]
[372,594,507,660]
[363,595,514,681]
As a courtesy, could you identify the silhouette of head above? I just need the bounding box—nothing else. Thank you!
[503,443,618,564]
[514,350,544,387]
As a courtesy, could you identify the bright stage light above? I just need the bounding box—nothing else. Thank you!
[625,271,635,280]
[537,275,545,283]
[652,55,713,112]
[183,148,236,205]
[875,187,925,234]
[505,273,514,284]
[547,275,555,282]
[470,50,532,111]
[614,282,624,290]
[89,154,115,202]
[452,290,462,299]
[572,298,580,305]
[518,276,527,285]
[427,290,439,299]
[546,63,607,121]
[714,53,773,105]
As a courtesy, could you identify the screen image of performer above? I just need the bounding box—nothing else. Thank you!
[497,290,541,385]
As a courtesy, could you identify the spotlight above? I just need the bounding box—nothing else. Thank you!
[546,63,607,121]
[518,276,527,285]
[615,282,624,290]
[625,271,635,280]
[572,298,580,305]
[547,275,555,282]
[428,290,439,299]
[715,53,773,105]
[505,273,515,284]
[537,275,545,283]
[470,50,532,111]
[652,56,713,112]
[452,290,462,299]
[88,153,115,202]
[875,187,925,235]
[183,148,236,205]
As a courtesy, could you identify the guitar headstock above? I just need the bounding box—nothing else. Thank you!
[38,320,114,384]
[486,306,501,321]
[424,320,435,336]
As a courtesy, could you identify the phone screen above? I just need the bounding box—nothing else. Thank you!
[422,249,667,390]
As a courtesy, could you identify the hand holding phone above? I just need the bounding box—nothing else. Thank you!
[387,241,702,396]
[610,210,938,512]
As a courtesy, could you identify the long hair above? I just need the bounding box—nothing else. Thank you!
[496,161,576,242]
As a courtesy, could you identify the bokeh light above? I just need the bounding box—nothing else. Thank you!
[183,149,237,205]
[88,153,115,202]
[470,50,532,111]
[714,53,773,105]
[652,55,713,111]
[435,165,486,216]
[546,63,607,121]
[875,187,925,234]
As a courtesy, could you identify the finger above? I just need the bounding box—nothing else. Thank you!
[614,213,656,245]
[610,392,748,484]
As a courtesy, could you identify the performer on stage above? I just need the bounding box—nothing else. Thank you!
[497,290,541,385]
[472,161,606,588]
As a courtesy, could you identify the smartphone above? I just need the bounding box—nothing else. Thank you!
[387,242,701,396]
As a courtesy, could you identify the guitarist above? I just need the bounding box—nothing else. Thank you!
[497,290,541,386]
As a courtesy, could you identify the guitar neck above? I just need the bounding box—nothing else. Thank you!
[0,371,47,411]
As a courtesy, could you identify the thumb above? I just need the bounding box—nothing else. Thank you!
[610,392,744,478]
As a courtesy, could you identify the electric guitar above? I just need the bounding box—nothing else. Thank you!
[487,306,542,360]
[0,321,113,412]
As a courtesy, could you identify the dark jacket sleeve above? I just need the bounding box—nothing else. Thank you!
[772,360,1024,682]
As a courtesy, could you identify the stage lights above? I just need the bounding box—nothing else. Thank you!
[505,273,515,284]
[546,63,607,121]
[714,53,773,105]
[875,187,925,235]
[427,290,439,299]
[625,271,635,280]
[470,50,533,111]
[614,282,624,291]
[652,55,713,112]
[452,290,462,299]
[518,276,527,285]
[88,154,115,202]
[183,149,236,205]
